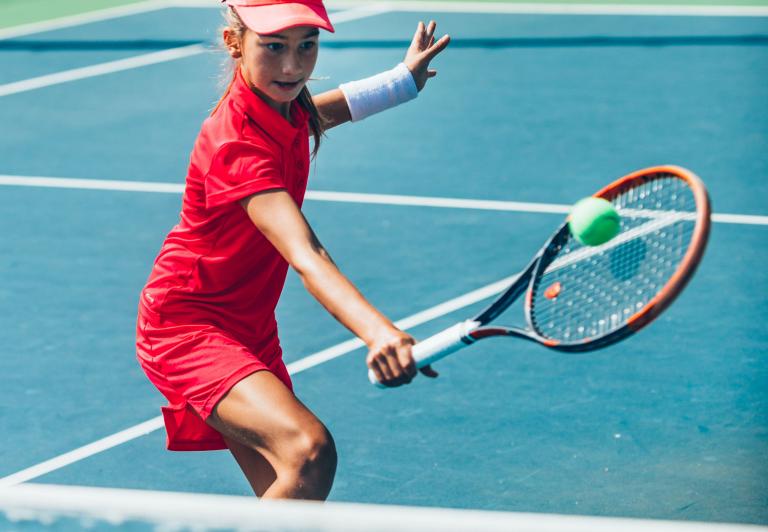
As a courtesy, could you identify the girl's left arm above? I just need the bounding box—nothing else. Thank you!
[240,189,436,386]
[313,21,450,129]
[312,88,351,129]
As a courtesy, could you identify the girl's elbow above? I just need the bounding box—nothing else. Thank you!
[291,258,314,278]
[290,249,331,279]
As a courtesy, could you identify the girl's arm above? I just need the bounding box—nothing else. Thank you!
[313,21,450,130]
[312,88,351,129]
[240,189,435,386]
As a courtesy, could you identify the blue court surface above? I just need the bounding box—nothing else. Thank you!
[0,1,767,529]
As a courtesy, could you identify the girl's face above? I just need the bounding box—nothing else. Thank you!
[227,25,319,117]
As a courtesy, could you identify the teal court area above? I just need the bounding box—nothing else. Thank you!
[0,1,766,529]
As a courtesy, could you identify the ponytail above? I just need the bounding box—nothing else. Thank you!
[211,69,237,116]
[297,85,326,159]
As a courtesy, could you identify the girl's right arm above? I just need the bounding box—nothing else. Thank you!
[240,189,436,386]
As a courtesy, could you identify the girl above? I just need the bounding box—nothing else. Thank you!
[136,0,450,501]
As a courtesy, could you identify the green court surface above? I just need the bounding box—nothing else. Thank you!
[0,0,149,30]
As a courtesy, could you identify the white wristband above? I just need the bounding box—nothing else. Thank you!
[339,63,419,122]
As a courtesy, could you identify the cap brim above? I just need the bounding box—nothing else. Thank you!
[234,3,335,34]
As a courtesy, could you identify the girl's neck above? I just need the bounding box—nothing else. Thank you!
[243,75,292,121]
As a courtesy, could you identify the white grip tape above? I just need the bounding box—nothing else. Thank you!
[368,320,479,387]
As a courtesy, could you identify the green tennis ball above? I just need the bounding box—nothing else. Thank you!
[568,197,621,246]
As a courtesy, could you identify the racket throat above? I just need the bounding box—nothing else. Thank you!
[459,320,481,344]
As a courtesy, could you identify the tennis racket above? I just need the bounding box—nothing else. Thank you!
[369,165,711,387]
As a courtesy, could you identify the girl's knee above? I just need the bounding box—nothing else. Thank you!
[290,424,337,476]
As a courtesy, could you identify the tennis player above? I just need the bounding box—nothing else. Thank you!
[136,0,449,500]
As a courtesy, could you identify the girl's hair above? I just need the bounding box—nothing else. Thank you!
[214,7,326,158]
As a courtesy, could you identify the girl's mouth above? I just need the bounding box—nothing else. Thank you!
[274,80,301,91]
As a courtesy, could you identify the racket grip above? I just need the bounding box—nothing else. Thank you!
[368,320,479,388]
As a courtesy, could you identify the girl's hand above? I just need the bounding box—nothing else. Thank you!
[366,328,439,387]
[403,21,451,92]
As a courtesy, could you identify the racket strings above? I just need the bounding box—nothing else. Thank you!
[529,174,697,343]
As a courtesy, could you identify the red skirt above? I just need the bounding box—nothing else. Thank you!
[136,307,293,451]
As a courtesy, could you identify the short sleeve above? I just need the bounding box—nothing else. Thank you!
[204,141,285,209]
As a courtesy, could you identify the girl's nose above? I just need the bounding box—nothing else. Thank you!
[282,53,302,76]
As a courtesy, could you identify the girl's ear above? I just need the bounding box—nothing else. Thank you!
[223,28,242,59]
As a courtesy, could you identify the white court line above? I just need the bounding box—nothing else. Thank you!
[0,273,514,487]
[0,44,207,98]
[174,0,768,17]
[0,6,390,98]
[306,189,570,215]
[322,2,395,24]
[375,1,768,17]
[0,175,186,193]
[0,419,166,488]
[0,175,765,226]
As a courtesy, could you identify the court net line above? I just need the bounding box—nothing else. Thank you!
[1,483,765,532]
[0,174,765,226]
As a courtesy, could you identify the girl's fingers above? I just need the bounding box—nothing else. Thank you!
[369,335,420,386]
[411,21,425,50]
[423,21,436,50]
[419,365,439,378]
[423,34,450,60]
[427,69,437,78]
[426,20,436,40]
[369,363,385,385]
[379,364,400,384]
[372,358,437,384]
[384,348,411,384]
[375,355,395,382]
[397,347,417,378]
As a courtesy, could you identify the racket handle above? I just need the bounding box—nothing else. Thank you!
[368,320,479,388]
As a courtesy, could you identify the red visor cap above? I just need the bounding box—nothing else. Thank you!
[224,0,335,34]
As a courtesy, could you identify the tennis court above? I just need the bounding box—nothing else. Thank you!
[0,0,766,529]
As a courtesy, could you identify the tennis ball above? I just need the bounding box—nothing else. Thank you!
[568,197,621,246]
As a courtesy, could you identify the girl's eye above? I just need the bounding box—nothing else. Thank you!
[300,41,316,50]
[265,42,284,51]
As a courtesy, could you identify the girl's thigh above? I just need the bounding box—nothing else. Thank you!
[207,370,331,465]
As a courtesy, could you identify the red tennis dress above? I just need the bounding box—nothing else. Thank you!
[136,69,310,450]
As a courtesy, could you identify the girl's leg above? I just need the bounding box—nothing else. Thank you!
[206,370,337,500]
[221,436,277,497]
